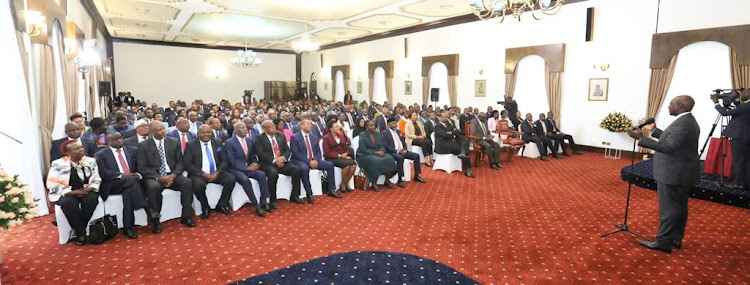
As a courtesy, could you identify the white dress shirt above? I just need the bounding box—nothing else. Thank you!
[200,140,217,174]
[152,138,172,173]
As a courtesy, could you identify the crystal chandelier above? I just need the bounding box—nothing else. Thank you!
[291,15,319,54]
[230,40,262,68]
[467,0,565,22]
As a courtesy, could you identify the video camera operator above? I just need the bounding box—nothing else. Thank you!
[712,88,750,190]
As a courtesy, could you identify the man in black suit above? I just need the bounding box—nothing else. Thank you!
[123,119,150,148]
[255,120,305,204]
[137,122,196,233]
[434,112,474,178]
[344,90,353,105]
[458,107,475,133]
[471,113,504,170]
[627,95,700,253]
[51,122,98,161]
[713,89,750,189]
[183,125,236,219]
[382,118,426,186]
[95,133,158,239]
[534,113,564,157]
[123,92,135,106]
[423,111,439,139]
[498,95,521,130]
[208,118,229,143]
[544,112,583,155]
[520,113,555,161]
[167,118,196,153]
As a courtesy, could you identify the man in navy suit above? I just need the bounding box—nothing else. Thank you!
[183,125,236,219]
[242,117,261,139]
[290,119,340,198]
[381,118,425,187]
[520,113,555,162]
[225,122,272,217]
[208,118,229,143]
[95,133,158,239]
[51,122,98,161]
[167,118,196,154]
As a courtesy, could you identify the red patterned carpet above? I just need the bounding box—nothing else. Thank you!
[1,152,749,284]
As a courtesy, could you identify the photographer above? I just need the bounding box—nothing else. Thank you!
[498,95,520,130]
[712,89,750,189]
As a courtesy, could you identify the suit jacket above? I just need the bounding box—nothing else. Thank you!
[459,114,475,133]
[381,129,408,154]
[50,137,98,162]
[95,146,138,200]
[423,119,438,139]
[124,135,150,148]
[136,137,184,180]
[121,128,137,139]
[254,133,292,166]
[290,131,323,164]
[356,131,386,157]
[544,118,561,133]
[211,129,229,143]
[293,123,322,139]
[715,102,750,142]
[638,113,700,186]
[183,138,228,177]
[519,120,540,142]
[434,121,458,154]
[123,95,135,106]
[375,115,388,132]
[344,94,353,104]
[534,120,549,136]
[225,135,259,172]
[166,130,196,149]
[404,120,426,150]
[470,119,491,142]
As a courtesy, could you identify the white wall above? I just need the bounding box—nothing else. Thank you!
[302,0,750,150]
[114,42,296,105]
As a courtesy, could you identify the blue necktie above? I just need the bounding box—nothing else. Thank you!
[158,141,167,176]
[204,143,216,174]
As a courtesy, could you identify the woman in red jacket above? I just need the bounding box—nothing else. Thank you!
[322,120,356,192]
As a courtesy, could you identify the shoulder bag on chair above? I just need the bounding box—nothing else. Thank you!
[353,168,369,191]
[87,203,118,245]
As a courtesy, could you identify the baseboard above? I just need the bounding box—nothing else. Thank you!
[577,145,651,160]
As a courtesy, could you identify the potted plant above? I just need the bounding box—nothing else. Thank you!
[0,168,39,264]
[599,112,633,133]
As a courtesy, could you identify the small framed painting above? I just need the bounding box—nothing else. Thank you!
[588,78,609,101]
[357,82,363,94]
[475,80,486,97]
[405,81,412,95]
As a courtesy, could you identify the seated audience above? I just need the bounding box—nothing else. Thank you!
[434,112,474,178]
[471,112,505,170]
[544,111,582,155]
[124,119,151,148]
[290,119,340,198]
[382,118,426,186]
[108,116,133,135]
[82,117,108,148]
[70,113,88,133]
[520,113,556,161]
[322,121,357,193]
[225,122,272,217]
[208,118,229,142]
[188,112,202,134]
[352,117,366,139]
[274,118,292,143]
[356,120,398,191]
[256,120,305,204]
[51,122,98,162]
[487,110,500,141]
[337,113,351,136]
[167,118,196,153]
[183,125,236,219]
[242,117,261,139]
[405,111,434,167]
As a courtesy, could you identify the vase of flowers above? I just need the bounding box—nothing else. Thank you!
[0,168,39,264]
[599,112,633,132]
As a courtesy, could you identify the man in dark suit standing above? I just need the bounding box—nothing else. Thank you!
[499,95,521,130]
[344,90,353,105]
[95,133,158,239]
[520,113,555,161]
[51,122,98,161]
[712,89,750,189]
[123,92,135,106]
[183,125,236,219]
[627,95,700,253]
[382,118,426,186]
[137,122,196,233]
[471,113,504,170]
[290,119,340,199]
[167,118,196,153]
[544,112,583,155]
[434,112,474,178]
[255,120,305,204]
[225,122,271,217]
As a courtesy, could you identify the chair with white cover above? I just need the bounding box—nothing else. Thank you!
[229,180,261,211]
[275,174,294,200]
[159,189,185,222]
[431,133,462,173]
[103,194,148,230]
[193,183,228,216]
[352,135,400,184]
[321,140,354,190]
[55,198,106,244]
[411,145,426,164]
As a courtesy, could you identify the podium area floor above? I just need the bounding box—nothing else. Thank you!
[1,152,748,284]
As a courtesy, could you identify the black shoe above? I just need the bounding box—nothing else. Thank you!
[638,240,672,253]
[75,236,87,246]
[291,197,305,204]
[371,184,381,192]
[200,208,210,219]
[397,180,405,188]
[124,227,139,239]
[540,156,549,162]
[497,163,506,169]
[307,196,315,204]
[151,221,162,234]
[562,152,570,156]
[146,208,161,220]
[262,203,274,212]
[491,164,501,170]
[552,154,561,159]
[672,240,682,249]
[255,207,266,217]
[414,176,426,183]
[217,206,231,215]
[180,217,196,228]
[270,202,278,210]
[328,191,343,198]
[573,151,583,155]
[464,170,475,178]
[384,181,394,189]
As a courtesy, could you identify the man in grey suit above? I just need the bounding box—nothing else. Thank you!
[470,113,504,170]
[712,89,750,189]
[627,95,700,253]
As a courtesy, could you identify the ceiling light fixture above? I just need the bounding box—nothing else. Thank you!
[291,14,319,54]
[230,39,262,68]
[440,5,454,10]
[467,0,564,23]
[136,8,150,14]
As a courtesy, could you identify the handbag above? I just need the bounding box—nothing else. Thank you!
[353,168,369,191]
[87,202,118,244]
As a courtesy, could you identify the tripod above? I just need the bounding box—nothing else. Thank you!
[600,137,647,240]
[698,113,730,187]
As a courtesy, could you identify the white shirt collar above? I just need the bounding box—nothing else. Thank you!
[109,146,124,154]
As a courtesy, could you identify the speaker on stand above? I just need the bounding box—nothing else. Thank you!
[430,88,439,110]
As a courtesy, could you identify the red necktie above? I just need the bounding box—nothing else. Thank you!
[271,136,281,157]
[370,134,376,144]
[116,149,130,174]
[180,133,187,152]
[305,134,313,159]
[239,137,248,158]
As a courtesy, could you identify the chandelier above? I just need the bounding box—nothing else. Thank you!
[291,15,319,54]
[467,0,565,22]
[230,40,262,68]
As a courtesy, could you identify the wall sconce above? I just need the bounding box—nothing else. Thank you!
[24,10,46,37]
[64,38,78,55]
[593,64,610,71]
[75,39,101,73]
[208,63,226,79]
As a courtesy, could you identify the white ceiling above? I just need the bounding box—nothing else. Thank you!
[94,0,474,51]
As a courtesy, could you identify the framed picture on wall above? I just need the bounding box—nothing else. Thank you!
[357,82,363,94]
[475,80,486,97]
[405,81,412,95]
[588,78,609,101]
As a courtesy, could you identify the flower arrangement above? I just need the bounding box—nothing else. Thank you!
[0,168,38,229]
[600,112,633,133]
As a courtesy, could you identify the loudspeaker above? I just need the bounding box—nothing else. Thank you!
[585,7,595,42]
[430,88,439,102]
[98,81,111,97]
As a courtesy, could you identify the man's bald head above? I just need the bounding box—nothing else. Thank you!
[668,95,695,116]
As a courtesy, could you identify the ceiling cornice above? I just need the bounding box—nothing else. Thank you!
[111,37,298,54]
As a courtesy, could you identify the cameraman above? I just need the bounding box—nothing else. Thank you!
[712,89,750,189]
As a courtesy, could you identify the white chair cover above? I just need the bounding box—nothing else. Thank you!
[431,133,462,173]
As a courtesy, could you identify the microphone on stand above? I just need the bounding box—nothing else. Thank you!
[633,118,655,130]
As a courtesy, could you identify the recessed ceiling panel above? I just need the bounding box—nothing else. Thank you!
[313,28,371,40]
[103,0,180,21]
[110,18,171,33]
[400,0,473,17]
[208,0,403,21]
[268,44,292,50]
[286,36,335,45]
[224,40,268,48]
[348,14,422,30]
[183,13,312,41]
[114,30,165,41]
[173,35,219,45]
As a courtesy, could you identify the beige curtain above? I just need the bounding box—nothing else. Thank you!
[422,76,430,105]
[68,60,79,114]
[54,24,72,118]
[368,78,374,103]
[38,45,57,171]
[16,31,33,113]
[343,79,349,100]
[730,49,750,89]
[447,75,458,107]
[505,70,518,99]
[385,77,393,105]
[646,52,679,120]
[86,72,96,117]
[544,63,563,125]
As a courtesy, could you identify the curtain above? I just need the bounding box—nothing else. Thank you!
[368,78,374,103]
[344,79,349,100]
[16,31,31,109]
[385,77,393,105]
[422,76,430,105]
[332,77,337,101]
[447,75,458,107]
[54,24,72,118]
[86,71,96,118]
[68,60,79,114]
[38,44,57,172]
[505,70,518,99]
[730,49,750,89]
[646,52,679,120]
[544,63,563,126]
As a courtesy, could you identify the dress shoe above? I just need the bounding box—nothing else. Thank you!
[262,203,274,212]
[497,163,506,169]
[146,208,161,220]
[540,156,549,162]
[328,191,343,198]
[291,196,305,204]
[75,236,87,246]
[270,202,278,210]
[573,151,583,155]
[151,221,162,234]
[672,240,682,249]
[491,164,501,170]
[384,181,394,189]
[180,217,196,228]
[562,152,570,156]
[397,181,405,188]
[414,176,426,183]
[255,207,266,217]
[307,196,315,204]
[217,206,231,215]
[371,184,381,192]
[552,154,561,159]
[464,170,475,178]
[638,240,672,253]
[200,208,210,219]
[124,227,139,239]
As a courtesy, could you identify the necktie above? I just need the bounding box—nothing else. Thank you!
[271,136,281,157]
[204,143,216,174]
[157,141,167,176]
[393,130,402,151]
[239,137,248,158]
[142,136,147,142]
[116,149,130,174]
[480,122,487,136]
[181,133,187,152]
[305,135,314,159]
[370,134,376,144]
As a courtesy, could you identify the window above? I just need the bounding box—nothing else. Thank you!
[51,20,69,139]
[428,62,450,107]
[372,67,386,104]
[513,55,549,121]
[335,70,344,102]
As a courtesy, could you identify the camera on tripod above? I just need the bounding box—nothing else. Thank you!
[712,88,745,100]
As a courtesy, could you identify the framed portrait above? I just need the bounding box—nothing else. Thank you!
[475,80,486,97]
[588,78,609,101]
[405,81,412,95]
[357,82,363,94]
